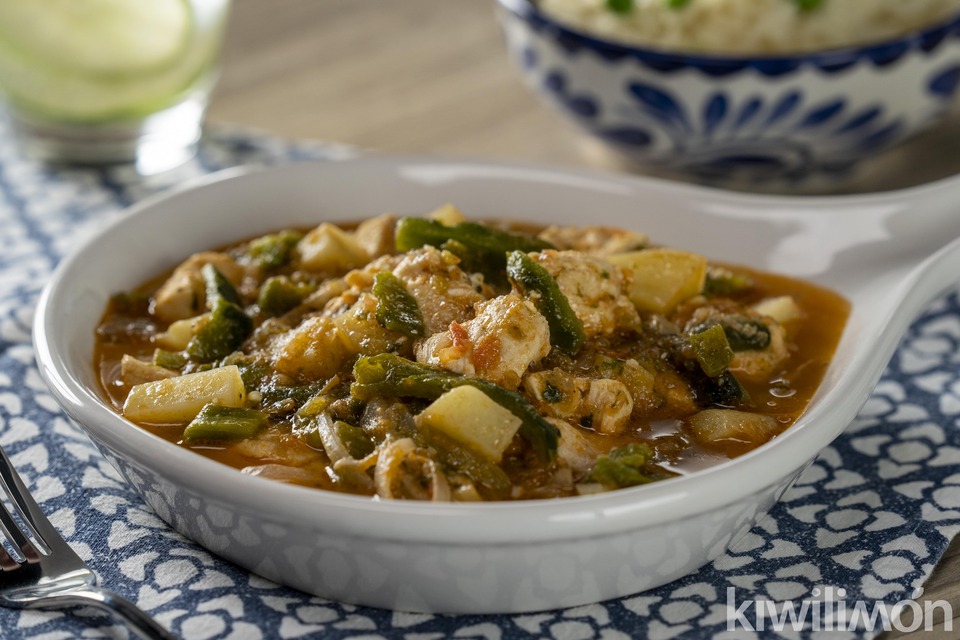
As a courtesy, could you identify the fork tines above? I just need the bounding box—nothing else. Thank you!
[0,447,49,571]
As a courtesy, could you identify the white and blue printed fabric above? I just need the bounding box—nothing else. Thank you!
[0,125,958,639]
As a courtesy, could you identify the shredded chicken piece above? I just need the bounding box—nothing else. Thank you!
[241,464,318,484]
[391,247,484,336]
[538,225,648,255]
[328,292,403,355]
[374,438,450,501]
[150,252,244,323]
[550,418,600,473]
[297,255,402,312]
[301,278,351,311]
[416,293,550,389]
[274,285,412,381]
[524,369,634,435]
[730,321,790,381]
[343,254,404,290]
[271,314,350,381]
[530,250,640,337]
[119,355,177,386]
[233,434,323,467]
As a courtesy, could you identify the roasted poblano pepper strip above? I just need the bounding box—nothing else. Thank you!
[725,318,770,351]
[260,382,326,411]
[372,271,424,338]
[184,404,266,440]
[687,324,733,378]
[395,217,553,283]
[691,316,771,351]
[686,368,748,408]
[395,217,553,255]
[351,354,559,461]
[506,250,585,355]
[221,354,271,390]
[589,443,665,489]
[702,266,754,297]
[153,348,186,371]
[258,276,314,316]
[187,298,253,362]
[201,263,242,308]
[249,230,303,270]
[708,371,749,406]
[334,420,375,459]
[426,432,512,495]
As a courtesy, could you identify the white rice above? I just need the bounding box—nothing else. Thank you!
[538,0,960,54]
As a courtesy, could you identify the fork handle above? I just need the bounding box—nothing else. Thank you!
[30,586,178,640]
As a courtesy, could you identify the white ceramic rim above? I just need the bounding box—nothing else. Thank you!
[32,155,951,546]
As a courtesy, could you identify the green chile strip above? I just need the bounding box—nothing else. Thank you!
[258,276,313,317]
[372,271,424,338]
[686,324,733,378]
[395,217,553,284]
[248,230,302,270]
[351,354,559,461]
[201,263,241,308]
[506,250,585,355]
[184,404,267,441]
[186,265,253,362]
[187,298,253,362]
[589,442,666,488]
[691,317,771,352]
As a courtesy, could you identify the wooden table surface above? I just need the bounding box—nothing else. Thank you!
[208,1,960,635]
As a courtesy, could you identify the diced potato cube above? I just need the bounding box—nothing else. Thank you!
[418,386,521,462]
[752,296,802,324]
[609,248,708,314]
[156,314,208,350]
[298,223,368,272]
[354,213,397,258]
[428,203,466,226]
[123,365,246,425]
[688,409,778,447]
[120,355,177,387]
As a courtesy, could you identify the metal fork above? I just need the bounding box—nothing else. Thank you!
[0,444,176,639]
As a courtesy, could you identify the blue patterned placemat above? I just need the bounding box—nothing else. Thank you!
[0,124,958,639]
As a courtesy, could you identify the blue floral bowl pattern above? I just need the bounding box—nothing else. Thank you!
[497,0,960,184]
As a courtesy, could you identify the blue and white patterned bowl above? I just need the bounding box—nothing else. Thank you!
[497,0,960,185]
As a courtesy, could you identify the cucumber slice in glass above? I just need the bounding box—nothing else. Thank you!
[0,0,223,123]
[0,39,216,123]
[0,0,192,78]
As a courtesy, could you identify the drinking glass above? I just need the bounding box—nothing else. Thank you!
[0,0,231,174]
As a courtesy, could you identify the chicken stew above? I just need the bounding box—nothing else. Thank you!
[95,207,849,501]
